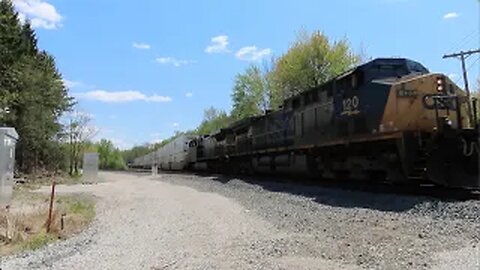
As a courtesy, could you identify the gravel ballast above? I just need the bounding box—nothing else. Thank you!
[1,171,479,270]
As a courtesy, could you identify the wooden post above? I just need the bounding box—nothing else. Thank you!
[61,213,66,230]
[4,205,10,243]
[46,181,56,233]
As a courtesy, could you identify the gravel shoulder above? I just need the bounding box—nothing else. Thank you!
[1,172,479,270]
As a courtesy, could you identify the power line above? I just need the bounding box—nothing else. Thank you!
[466,56,480,72]
[446,30,477,54]
[443,49,480,59]
[453,56,480,85]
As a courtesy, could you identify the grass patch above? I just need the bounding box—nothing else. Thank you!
[0,190,96,256]
[22,232,56,250]
[70,201,95,219]
[58,195,96,223]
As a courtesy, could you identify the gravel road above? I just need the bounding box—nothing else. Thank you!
[1,171,479,270]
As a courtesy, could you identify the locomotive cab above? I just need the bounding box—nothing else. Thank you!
[366,59,479,188]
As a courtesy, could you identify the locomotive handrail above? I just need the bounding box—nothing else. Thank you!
[431,95,462,130]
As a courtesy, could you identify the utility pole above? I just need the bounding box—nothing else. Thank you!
[443,49,480,126]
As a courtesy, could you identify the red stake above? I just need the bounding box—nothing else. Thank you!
[46,181,56,233]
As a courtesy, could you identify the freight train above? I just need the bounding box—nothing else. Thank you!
[132,58,480,189]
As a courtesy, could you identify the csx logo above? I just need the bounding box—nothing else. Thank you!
[422,94,457,110]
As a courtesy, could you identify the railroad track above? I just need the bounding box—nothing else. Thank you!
[128,168,480,201]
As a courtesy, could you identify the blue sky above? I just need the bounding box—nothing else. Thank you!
[13,0,480,149]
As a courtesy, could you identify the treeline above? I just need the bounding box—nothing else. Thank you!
[123,31,361,162]
[90,140,126,170]
[0,0,72,173]
[0,1,128,175]
[231,31,360,120]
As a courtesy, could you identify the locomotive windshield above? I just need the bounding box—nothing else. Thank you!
[406,60,429,74]
[365,58,430,81]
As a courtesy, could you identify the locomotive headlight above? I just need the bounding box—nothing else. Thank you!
[436,77,445,92]
[442,117,453,128]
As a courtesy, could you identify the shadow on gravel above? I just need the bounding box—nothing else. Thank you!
[203,173,467,213]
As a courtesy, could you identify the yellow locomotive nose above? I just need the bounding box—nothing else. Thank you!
[381,73,469,133]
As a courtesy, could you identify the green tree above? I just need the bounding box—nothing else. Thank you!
[0,0,25,125]
[13,53,71,173]
[269,30,360,107]
[196,107,232,135]
[231,65,270,120]
[96,139,127,170]
[0,0,25,67]
[121,145,153,164]
[65,111,97,175]
[0,0,73,174]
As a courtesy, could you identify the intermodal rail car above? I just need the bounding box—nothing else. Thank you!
[131,58,479,189]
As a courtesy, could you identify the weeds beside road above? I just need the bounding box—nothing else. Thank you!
[0,179,95,256]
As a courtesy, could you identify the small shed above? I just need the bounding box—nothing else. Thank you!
[0,127,19,204]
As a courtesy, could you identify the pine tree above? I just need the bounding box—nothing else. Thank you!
[0,0,73,174]
[0,0,24,66]
[20,21,38,55]
[0,0,23,124]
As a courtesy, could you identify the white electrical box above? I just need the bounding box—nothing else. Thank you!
[0,127,18,205]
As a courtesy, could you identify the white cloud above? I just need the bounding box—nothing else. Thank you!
[235,46,272,61]
[63,79,82,89]
[443,12,459,20]
[75,90,172,103]
[173,123,179,127]
[156,57,194,67]
[148,95,173,102]
[132,42,151,50]
[205,35,230,54]
[13,0,63,29]
[185,92,193,98]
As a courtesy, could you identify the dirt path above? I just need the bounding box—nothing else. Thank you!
[2,172,360,270]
